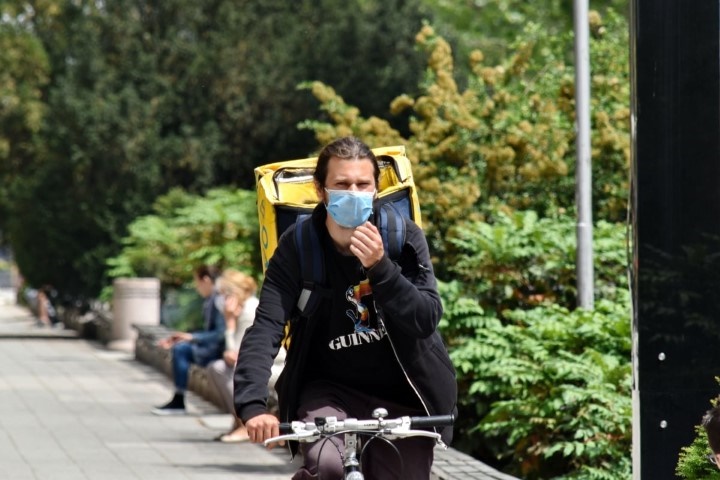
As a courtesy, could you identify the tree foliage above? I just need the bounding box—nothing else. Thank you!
[421,0,629,67]
[300,10,629,276]
[0,13,50,232]
[1,0,430,295]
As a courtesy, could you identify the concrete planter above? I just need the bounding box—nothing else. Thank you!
[111,277,160,351]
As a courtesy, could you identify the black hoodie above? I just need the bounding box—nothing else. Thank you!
[233,204,458,444]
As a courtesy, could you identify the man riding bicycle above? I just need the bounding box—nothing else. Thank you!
[233,136,457,479]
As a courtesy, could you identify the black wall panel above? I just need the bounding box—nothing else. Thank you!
[632,0,720,477]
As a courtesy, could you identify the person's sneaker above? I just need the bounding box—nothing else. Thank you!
[151,394,186,415]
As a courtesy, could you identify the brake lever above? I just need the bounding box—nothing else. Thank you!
[384,428,443,443]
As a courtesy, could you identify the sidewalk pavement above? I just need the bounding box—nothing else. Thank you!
[0,301,299,480]
[0,299,520,480]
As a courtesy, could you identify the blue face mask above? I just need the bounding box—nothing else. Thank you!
[325,189,375,228]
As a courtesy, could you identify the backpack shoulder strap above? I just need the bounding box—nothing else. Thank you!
[294,214,325,316]
[376,202,407,260]
[294,205,407,317]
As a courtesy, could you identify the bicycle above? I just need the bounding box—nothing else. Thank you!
[264,407,455,480]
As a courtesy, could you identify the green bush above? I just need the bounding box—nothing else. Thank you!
[449,209,628,313]
[105,187,260,296]
[441,283,631,479]
[436,208,630,478]
[677,425,720,479]
[677,397,720,479]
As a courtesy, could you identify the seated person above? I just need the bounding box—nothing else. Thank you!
[37,285,60,328]
[25,284,60,328]
[152,264,225,415]
[207,269,285,442]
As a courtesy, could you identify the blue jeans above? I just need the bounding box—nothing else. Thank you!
[171,342,195,391]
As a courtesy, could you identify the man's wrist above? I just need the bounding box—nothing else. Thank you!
[364,255,390,278]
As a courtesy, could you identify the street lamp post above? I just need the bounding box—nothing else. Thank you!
[573,0,594,310]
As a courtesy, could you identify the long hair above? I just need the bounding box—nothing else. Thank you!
[313,136,380,188]
[216,269,257,305]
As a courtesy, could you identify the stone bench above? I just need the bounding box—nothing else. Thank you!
[57,304,112,341]
[133,323,227,411]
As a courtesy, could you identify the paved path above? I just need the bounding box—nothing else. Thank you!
[0,302,299,480]
[0,300,519,480]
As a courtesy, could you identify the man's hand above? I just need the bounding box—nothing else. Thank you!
[246,413,283,448]
[349,221,384,269]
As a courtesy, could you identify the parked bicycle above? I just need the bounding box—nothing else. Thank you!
[264,407,455,480]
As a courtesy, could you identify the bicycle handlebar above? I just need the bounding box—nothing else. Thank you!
[266,412,454,447]
[408,414,455,429]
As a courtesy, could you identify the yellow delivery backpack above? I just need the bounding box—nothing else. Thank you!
[255,145,422,273]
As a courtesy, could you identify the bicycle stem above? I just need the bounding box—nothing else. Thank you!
[344,432,363,479]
